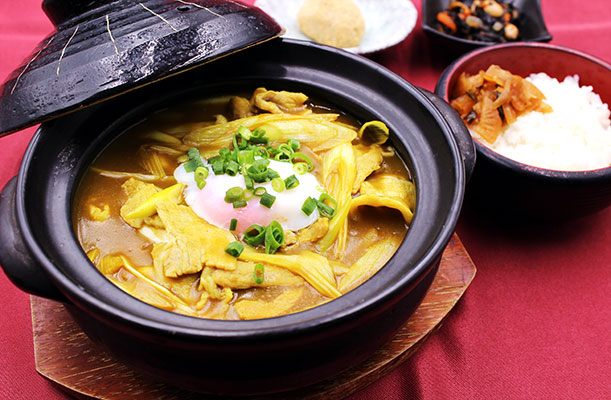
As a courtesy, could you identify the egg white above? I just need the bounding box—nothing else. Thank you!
[174,157,322,233]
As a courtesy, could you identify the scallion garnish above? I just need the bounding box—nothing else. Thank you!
[284,175,299,189]
[287,138,300,152]
[229,218,238,231]
[243,224,266,247]
[301,197,317,216]
[293,162,309,175]
[264,221,284,254]
[238,149,255,165]
[194,166,208,189]
[260,192,276,208]
[226,160,240,176]
[253,263,265,284]
[243,189,254,201]
[271,177,285,192]
[233,199,248,208]
[253,187,267,197]
[225,241,244,257]
[247,159,270,182]
[317,193,338,218]
[237,125,252,140]
[225,187,244,203]
[210,156,225,175]
[291,152,313,171]
[267,169,280,180]
[244,175,254,190]
[184,148,205,173]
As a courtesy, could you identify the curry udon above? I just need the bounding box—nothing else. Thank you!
[73,88,415,320]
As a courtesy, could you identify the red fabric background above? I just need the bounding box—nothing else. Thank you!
[1,1,609,399]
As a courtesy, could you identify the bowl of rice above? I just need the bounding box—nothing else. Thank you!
[435,42,611,220]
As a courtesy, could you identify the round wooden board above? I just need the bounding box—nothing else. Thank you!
[31,234,476,400]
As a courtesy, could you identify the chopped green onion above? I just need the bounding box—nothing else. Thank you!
[253,263,265,284]
[249,128,267,144]
[319,193,338,210]
[177,154,189,163]
[271,177,285,192]
[184,148,205,172]
[264,221,284,254]
[237,125,252,140]
[219,147,231,160]
[251,128,266,138]
[233,199,248,208]
[291,152,314,171]
[225,241,244,257]
[284,175,299,189]
[229,218,238,231]
[253,187,267,197]
[243,189,254,201]
[225,187,244,203]
[256,147,270,158]
[210,156,225,175]
[301,197,317,216]
[274,152,292,162]
[288,139,300,152]
[317,194,337,218]
[293,162,309,175]
[260,192,276,208]
[247,159,270,182]
[194,166,209,189]
[226,160,240,176]
[243,224,266,247]
[267,169,280,180]
[238,149,255,165]
[244,175,254,190]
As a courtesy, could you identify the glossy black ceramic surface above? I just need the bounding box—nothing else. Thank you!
[422,0,552,57]
[0,0,282,135]
[0,39,468,394]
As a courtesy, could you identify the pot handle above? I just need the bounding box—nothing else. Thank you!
[0,177,66,302]
[417,88,476,182]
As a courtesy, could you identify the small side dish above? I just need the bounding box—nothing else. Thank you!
[436,0,521,43]
[297,0,366,48]
[254,0,418,54]
[73,88,415,320]
[450,65,611,171]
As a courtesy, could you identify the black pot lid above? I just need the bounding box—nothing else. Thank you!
[0,0,283,136]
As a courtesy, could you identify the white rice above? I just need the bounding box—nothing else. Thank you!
[482,73,611,171]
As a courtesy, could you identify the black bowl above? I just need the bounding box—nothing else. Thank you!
[436,42,611,221]
[422,0,552,58]
[0,39,472,395]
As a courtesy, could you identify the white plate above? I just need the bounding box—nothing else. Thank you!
[254,0,418,54]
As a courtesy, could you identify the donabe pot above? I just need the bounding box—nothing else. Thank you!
[0,39,472,395]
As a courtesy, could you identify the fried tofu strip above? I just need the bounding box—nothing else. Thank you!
[211,261,305,289]
[151,202,237,278]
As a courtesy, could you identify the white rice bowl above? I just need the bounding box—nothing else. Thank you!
[478,73,611,171]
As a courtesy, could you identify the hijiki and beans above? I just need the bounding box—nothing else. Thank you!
[436,0,520,42]
[73,88,415,320]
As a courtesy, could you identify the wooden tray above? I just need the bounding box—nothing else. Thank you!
[31,234,476,400]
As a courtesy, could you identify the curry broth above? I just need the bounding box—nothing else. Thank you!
[73,90,413,320]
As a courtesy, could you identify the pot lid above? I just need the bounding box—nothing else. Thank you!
[0,0,283,136]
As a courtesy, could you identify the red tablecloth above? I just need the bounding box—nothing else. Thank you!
[1,1,609,399]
